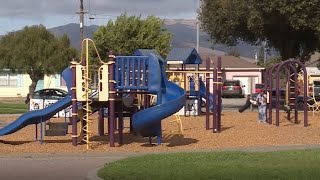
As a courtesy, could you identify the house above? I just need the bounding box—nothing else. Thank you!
[202,55,264,95]
[305,52,320,81]
[166,47,264,94]
[0,69,67,97]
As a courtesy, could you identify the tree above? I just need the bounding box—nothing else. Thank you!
[199,0,320,63]
[92,14,172,60]
[0,25,77,98]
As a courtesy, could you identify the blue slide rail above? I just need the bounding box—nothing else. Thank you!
[199,80,222,112]
[131,54,186,144]
[0,67,73,136]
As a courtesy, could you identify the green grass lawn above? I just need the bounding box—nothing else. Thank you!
[0,102,28,114]
[98,149,320,180]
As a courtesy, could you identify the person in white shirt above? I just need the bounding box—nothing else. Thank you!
[256,90,267,123]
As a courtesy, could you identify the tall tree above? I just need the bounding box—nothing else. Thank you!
[92,14,172,60]
[0,25,77,97]
[199,0,320,63]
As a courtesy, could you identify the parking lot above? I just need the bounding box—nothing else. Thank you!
[222,97,247,109]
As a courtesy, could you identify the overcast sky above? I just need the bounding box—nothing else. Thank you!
[0,0,199,35]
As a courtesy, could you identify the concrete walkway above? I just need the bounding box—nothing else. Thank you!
[0,152,138,180]
[1,144,320,180]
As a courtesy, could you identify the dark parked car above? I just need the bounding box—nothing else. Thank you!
[251,89,314,110]
[25,88,68,104]
[222,80,245,98]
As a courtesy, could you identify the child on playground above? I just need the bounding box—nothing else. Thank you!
[256,90,267,123]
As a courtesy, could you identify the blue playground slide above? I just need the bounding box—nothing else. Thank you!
[199,80,221,112]
[0,67,72,136]
[132,58,186,142]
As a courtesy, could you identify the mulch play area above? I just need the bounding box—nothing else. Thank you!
[0,111,319,154]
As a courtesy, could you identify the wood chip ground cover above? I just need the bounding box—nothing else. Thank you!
[0,111,319,154]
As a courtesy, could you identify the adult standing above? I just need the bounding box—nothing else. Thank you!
[256,90,267,123]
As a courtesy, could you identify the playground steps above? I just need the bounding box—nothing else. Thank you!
[45,122,67,136]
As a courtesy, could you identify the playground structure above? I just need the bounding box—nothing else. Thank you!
[0,39,187,148]
[0,38,225,150]
[296,73,320,115]
[166,56,222,132]
[265,58,308,127]
[69,39,188,148]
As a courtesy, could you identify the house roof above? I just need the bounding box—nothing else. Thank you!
[200,54,263,69]
[166,47,202,64]
[168,54,263,70]
[134,49,164,62]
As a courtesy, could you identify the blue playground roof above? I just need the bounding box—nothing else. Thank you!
[134,49,164,62]
[166,47,202,65]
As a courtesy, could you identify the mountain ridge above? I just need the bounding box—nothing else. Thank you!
[48,22,263,59]
[0,21,262,59]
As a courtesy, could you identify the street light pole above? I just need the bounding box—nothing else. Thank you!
[196,0,200,52]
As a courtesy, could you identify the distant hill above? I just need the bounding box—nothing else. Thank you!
[49,23,99,50]
[167,23,255,58]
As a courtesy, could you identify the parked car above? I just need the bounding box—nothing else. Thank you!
[255,83,265,93]
[250,89,314,110]
[222,80,245,98]
[25,88,68,104]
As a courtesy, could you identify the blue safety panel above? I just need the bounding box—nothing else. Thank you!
[115,56,149,90]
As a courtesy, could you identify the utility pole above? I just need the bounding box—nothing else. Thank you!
[79,0,84,50]
[254,50,258,65]
[263,41,267,64]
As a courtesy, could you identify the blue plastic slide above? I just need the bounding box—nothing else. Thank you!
[132,59,186,143]
[199,80,222,112]
[0,96,71,136]
[0,67,73,136]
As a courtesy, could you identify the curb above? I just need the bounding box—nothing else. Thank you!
[86,167,104,180]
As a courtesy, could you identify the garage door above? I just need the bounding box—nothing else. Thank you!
[233,77,249,94]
